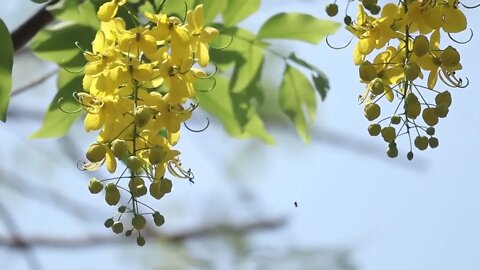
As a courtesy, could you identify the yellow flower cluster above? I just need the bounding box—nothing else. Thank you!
[347,0,468,159]
[77,0,218,245]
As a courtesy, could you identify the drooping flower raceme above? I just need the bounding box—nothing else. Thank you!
[327,0,470,159]
[76,1,218,245]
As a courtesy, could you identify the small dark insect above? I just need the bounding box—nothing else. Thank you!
[294,201,298,208]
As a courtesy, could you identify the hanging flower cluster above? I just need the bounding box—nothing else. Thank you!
[326,0,472,159]
[76,0,218,245]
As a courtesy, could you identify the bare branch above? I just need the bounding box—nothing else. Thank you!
[0,169,106,221]
[0,202,43,270]
[12,69,58,97]
[11,0,59,52]
[0,217,286,249]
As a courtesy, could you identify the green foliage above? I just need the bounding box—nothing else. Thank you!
[0,18,13,122]
[26,0,339,143]
[30,70,83,138]
[288,53,330,100]
[195,0,227,24]
[279,65,317,142]
[222,0,261,27]
[30,23,96,67]
[197,75,274,143]
[258,13,340,44]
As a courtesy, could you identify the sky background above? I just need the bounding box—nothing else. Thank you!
[1,0,480,270]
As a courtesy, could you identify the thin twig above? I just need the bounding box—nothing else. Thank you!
[11,0,59,52]
[0,217,286,249]
[11,69,58,97]
[0,169,106,220]
[0,202,43,270]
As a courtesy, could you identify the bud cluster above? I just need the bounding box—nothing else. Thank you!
[77,0,219,245]
[326,0,471,159]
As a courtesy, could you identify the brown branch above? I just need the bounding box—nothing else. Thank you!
[0,169,106,221]
[0,217,286,249]
[0,202,43,270]
[11,0,59,52]
[11,69,58,97]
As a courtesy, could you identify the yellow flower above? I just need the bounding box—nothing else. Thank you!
[405,1,443,34]
[186,5,219,67]
[441,0,467,33]
[144,12,191,63]
[97,0,126,22]
[350,4,403,63]
[118,27,157,56]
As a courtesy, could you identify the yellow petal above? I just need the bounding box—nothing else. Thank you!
[443,8,467,33]
[140,34,157,55]
[384,85,394,102]
[149,24,169,40]
[83,75,93,91]
[92,31,106,54]
[353,43,365,65]
[133,64,153,81]
[424,6,443,30]
[168,131,180,146]
[97,1,118,22]
[94,75,116,92]
[85,112,105,131]
[357,37,374,55]
[193,4,204,27]
[430,29,440,48]
[198,43,209,67]
[382,67,404,85]
[105,148,117,173]
[427,70,438,89]
[154,163,166,180]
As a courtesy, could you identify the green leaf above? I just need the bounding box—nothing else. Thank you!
[288,52,321,73]
[139,1,155,14]
[0,19,13,122]
[222,0,261,27]
[30,22,95,67]
[30,69,83,139]
[258,13,340,44]
[197,76,274,144]
[279,65,317,142]
[161,0,195,17]
[212,25,267,93]
[311,72,329,101]
[48,0,99,28]
[288,53,330,100]
[195,0,227,24]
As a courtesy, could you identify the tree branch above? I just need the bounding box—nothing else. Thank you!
[11,0,59,52]
[0,217,286,249]
[11,69,58,97]
[0,169,106,220]
[0,202,43,270]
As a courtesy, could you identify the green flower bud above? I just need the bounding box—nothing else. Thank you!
[136,236,146,247]
[325,3,338,17]
[132,214,146,230]
[127,156,142,172]
[153,211,165,227]
[112,222,124,234]
[104,218,114,228]
[364,103,381,121]
[88,177,103,194]
[111,139,128,159]
[86,143,106,163]
[105,183,120,206]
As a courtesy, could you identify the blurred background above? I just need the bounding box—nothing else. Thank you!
[1,0,480,269]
